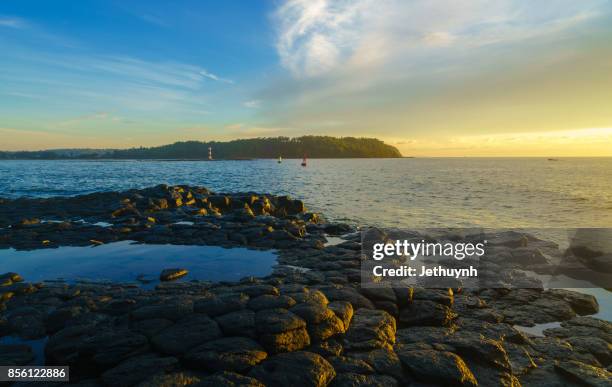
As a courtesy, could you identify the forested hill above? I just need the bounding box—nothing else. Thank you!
[0,136,403,159]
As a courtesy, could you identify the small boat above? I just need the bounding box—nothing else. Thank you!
[547,158,559,161]
[277,156,282,164]
[301,155,307,167]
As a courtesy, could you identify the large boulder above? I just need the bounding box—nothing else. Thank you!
[344,309,396,351]
[194,293,249,316]
[151,314,222,355]
[46,325,149,370]
[255,308,310,353]
[399,300,457,327]
[555,360,612,387]
[248,351,335,387]
[291,303,345,341]
[215,309,256,338]
[102,354,179,387]
[397,349,477,386]
[184,337,267,373]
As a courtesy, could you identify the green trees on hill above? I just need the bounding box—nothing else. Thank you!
[112,136,401,159]
[0,136,403,159]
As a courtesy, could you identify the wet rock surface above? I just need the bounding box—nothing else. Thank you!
[0,185,610,386]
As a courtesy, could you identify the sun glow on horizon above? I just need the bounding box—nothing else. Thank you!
[391,127,612,157]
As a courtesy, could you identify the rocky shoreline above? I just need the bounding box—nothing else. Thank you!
[1,185,611,386]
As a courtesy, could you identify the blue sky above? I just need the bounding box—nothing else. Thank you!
[1,1,278,144]
[1,0,612,155]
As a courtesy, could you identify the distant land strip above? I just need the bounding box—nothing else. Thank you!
[0,136,403,159]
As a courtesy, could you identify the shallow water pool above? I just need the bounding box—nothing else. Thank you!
[0,241,277,286]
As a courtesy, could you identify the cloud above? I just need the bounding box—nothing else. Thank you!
[423,31,456,47]
[55,112,126,128]
[273,0,604,77]
[200,69,234,84]
[0,16,27,29]
[243,100,261,108]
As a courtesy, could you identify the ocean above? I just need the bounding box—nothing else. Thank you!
[1,158,611,229]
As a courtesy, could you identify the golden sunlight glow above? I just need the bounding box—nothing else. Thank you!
[393,128,612,157]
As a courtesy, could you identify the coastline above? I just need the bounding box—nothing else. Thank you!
[1,185,611,385]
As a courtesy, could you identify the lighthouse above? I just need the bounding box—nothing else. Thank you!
[208,146,212,160]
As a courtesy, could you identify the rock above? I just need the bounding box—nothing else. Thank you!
[248,295,296,311]
[291,303,345,341]
[46,306,86,333]
[443,331,511,371]
[328,356,374,374]
[101,354,179,387]
[320,287,375,310]
[547,289,599,316]
[495,291,577,325]
[215,309,256,337]
[159,268,188,281]
[555,360,612,387]
[564,336,612,367]
[345,309,396,351]
[327,301,353,331]
[194,371,264,387]
[235,284,279,297]
[130,318,174,338]
[194,293,249,316]
[399,300,457,327]
[504,342,537,376]
[259,326,311,354]
[131,301,194,321]
[412,288,454,307]
[348,349,403,380]
[520,364,574,387]
[46,325,149,369]
[0,344,34,366]
[255,308,306,334]
[0,272,23,286]
[184,337,267,373]
[397,349,477,386]
[136,371,202,387]
[582,253,612,273]
[396,326,453,344]
[152,314,222,355]
[254,308,310,352]
[309,340,343,357]
[323,223,352,235]
[248,351,335,387]
[209,195,231,210]
[330,373,397,387]
[290,289,329,306]
[6,306,47,339]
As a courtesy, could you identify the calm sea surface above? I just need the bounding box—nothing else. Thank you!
[1,158,611,228]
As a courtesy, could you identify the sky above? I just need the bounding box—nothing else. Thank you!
[1,0,611,156]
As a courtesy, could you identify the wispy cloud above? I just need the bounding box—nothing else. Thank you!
[243,99,260,108]
[0,16,28,29]
[200,69,234,84]
[54,112,129,128]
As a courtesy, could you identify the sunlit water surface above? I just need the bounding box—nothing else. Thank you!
[1,158,611,228]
